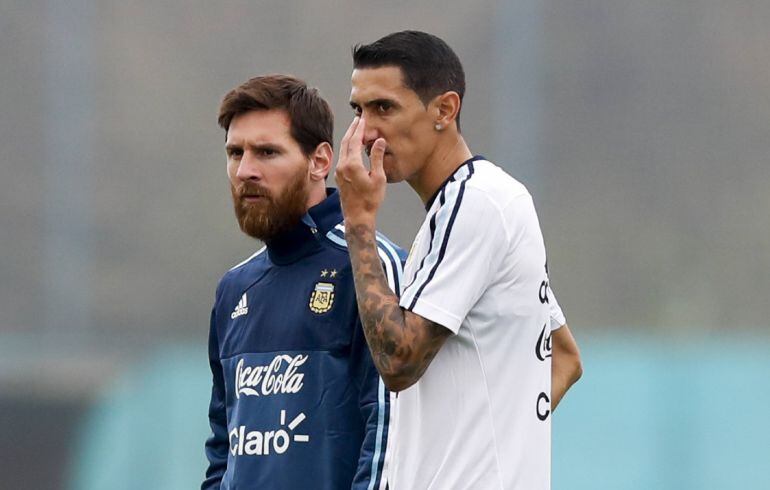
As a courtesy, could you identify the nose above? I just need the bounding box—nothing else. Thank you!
[362,121,380,147]
[235,153,262,182]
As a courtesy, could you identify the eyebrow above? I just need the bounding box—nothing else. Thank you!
[225,141,285,153]
[349,98,398,109]
[248,142,283,152]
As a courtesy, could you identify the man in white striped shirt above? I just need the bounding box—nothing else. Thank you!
[335,31,582,489]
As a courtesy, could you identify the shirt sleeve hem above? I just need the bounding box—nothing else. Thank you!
[550,311,567,330]
[401,297,463,334]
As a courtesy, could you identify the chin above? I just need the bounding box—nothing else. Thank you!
[383,159,405,183]
[385,173,403,184]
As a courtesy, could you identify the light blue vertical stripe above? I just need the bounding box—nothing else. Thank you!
[375,233,404,292]
[368,378,386,490]
[325,230,348,248]
[339,223,403,283]
[327,221,398,488]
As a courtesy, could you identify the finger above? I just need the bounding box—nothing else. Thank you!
[369,137,387,178]
[348,116,366,160]
[333,167,352,187]
[340,117,359,158]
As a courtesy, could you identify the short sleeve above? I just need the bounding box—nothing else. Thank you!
[399,187,508,334]
[548,284,566,331]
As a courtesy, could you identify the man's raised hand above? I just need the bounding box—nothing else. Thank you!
[334,117,387,228]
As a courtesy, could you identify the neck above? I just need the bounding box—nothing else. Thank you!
[305,181,327,210]
[407,132,473,204]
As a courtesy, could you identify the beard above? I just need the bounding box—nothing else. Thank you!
[230,169,310,242]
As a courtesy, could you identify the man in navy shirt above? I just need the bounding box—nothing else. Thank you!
[202,74,404,490]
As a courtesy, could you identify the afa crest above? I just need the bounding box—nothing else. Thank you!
[309,282,335,314]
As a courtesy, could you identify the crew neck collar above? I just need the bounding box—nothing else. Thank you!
[424,155,485,210]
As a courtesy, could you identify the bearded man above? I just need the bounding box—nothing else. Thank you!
[202,74,404,490]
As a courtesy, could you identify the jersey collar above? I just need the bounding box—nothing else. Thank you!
[306,188,344,234]
[265,188,343,265]
[424,155,485,211]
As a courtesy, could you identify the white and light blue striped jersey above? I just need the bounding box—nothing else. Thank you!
[391,156,565,490]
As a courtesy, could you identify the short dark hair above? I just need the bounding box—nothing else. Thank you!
[218,74,333,156]
[353,30,466,126]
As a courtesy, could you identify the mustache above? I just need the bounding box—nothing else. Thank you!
[234,182,271,199]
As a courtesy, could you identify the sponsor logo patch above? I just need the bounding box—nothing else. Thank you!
[229,410,310,456]
[231,293,249,319]
[537,392,551,421]
[535,324,553,361]
[235,354,308,399]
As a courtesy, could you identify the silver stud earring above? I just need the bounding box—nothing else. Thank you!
[435,123,442,131]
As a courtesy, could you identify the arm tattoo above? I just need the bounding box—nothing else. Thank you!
[346,224,452,391]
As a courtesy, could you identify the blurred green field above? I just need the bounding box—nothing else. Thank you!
[67,332,770,490]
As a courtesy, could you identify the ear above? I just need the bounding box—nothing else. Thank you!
[309,142,333,182]
[432,91,461,130]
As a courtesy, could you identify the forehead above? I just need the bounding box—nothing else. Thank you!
[226,109,292,144]
[350,66,418,103]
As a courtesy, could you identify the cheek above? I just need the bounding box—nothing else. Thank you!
[272,160,309,191]
[392,115,426,148]
[226,161,238,182]
[392,127,422,162]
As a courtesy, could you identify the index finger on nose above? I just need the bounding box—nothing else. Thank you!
[348,116,366,157]
[341,117,360,158]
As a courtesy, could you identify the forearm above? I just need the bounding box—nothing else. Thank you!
[335,117,450,391]
[345,223,414,386]
[551,366,579,411]
[550,324,583,411]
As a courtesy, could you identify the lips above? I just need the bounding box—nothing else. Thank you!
[237,184,270,201]
[241,194,268,204]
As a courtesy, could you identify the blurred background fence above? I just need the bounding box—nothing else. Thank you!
[1,0,768,488]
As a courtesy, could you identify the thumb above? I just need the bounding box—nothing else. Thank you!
[369,138,387,178]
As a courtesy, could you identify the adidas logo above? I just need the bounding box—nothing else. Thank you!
[231,293,249,319]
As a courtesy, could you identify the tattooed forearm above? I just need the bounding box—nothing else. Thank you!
[346,224,452,392]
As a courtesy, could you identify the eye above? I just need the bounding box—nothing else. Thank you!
[259,147,278,157]
[352,105,362,116]
[376,102,392,114]
[228,148,243,159]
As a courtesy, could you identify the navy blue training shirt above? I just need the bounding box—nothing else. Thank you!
[203,189,406,490]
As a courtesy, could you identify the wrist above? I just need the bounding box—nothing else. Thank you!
[343,216,376,233]
[343,221,377,246]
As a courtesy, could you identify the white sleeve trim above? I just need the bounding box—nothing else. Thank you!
[403,296,463,334]
[548,283,566,330]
